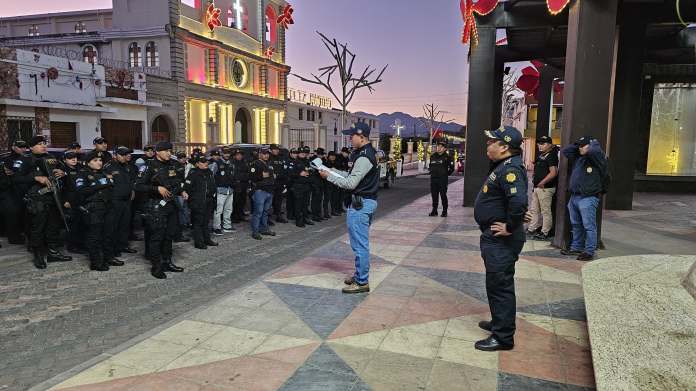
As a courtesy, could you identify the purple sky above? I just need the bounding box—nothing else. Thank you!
[1,0,470,123]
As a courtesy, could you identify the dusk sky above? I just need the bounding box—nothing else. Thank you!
[1,0,471,123]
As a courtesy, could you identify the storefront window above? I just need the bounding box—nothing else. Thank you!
[646,83,696,176]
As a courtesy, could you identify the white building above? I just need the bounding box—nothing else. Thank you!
[0,47,159,148]
[283,87,380,152]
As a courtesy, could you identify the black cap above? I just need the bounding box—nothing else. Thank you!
[155,141,173,152]
[222,147,232,155]
[341,147,350,153]
[194,155,209,164]
[259,148,270,155]
[484,126,523,149]
[270,144,280,150]
[63,151,78,159]
[233,148,243,155]
[13,140,28,148]
[29,135,47,147]
[574,136,593,147]
[342,122,371,137]
[115,146,132,156]
[192,147,203,154]
[300,146,311,154]
[328,151,337,157]
[290,148,298,154]
[143,145,154,152]
[536,135,553,144]
[93,137,106,145]
[315,148,326,155]
[67,142,81,149]
[84,151,102,162]
[435,139,447,147]
[210,150,220,156]
[176,151,187,159]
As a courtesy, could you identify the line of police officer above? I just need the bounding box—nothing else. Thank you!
[0,136,354,279]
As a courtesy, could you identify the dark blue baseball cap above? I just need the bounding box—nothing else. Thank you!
[485,126,523,149]
[342,122,371,137]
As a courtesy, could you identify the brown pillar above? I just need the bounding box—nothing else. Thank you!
[553,0,619,250]
[35,107,50,134]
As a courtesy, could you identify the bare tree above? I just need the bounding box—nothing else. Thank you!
[419,103,455,147]
[292,31,388,132]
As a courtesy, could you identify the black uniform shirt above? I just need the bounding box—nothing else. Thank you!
[135,158,183,200]
[76,169,113,205]
[474,154,528,233]
[104,160,134,201]
[533,148,559,187]
[269,154,288,183]
[184,168,216,205]
[429,152,454,179]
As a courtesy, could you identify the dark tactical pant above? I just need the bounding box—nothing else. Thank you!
[66,208,85,250]
[322,181,332,217]
[292,185,311,224]
[104,199,131,259]
[83,204,107,266]
[145,200,178,267]
[232,188,247,221]
[1,192,25,243]
[272,184,286,218]
[310,182,323,218]
[286,187,295,220]
[27,196,62,252]
[329,184,343,214]
[430,178,448,211]
[479,228,524,345]
[190,201,214,246]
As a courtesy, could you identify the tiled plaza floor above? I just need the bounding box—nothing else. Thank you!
[47,179,595,391]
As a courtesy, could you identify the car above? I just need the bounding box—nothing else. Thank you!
[376,149,397,188]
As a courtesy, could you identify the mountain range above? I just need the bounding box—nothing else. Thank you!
[354,111,466,137]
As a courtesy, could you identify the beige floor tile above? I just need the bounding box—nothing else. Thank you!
[329,330,390,350]
[51,359,143,389]
[327,343,378,375]
[437,337,499,370]
[538,264,582,285]
[514,260,542,281]
[251,334,316,355]
[150,320,226,347]
[379,329,442,360]
[394,319,449,337]
[444,315,491,342]
[199,326,269,356]
[191,304,254,325]
[109,339,192,372]
[160,347,240,371]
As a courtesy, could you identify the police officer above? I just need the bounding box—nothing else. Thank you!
[103,147,137,261]
[90,137,112,164]
[184,155,218,249]
[173,151,191,243]
[324,151,342,216]
[2,140,29,244]
[473,126,528,351]
[428,140,455,217]
[77,152,118,271]
[66,142,82,156]
[131,145,155,242]
[527,135,559,240]
[61,150,86,254]
[290,147,313,228]
[320,122,380,294]
[285,148,298,221]
[231,149,250,223]
[269,144,289,224]
[17,136,73,269]
[212,148,235,235]
[249,148,276,239]
[135,141,188,279]
[309,148,326,222]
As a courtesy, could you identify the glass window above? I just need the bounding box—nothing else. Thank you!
[28,25,40,36]
[75,22,87,33]
[128,42,142,67]
[299,108,303,120]
[186,43,207,84]
[82,45,98,64]
[647,83,696,176]
[145,41,159,67]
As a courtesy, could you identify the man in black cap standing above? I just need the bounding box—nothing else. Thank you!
[184,155,218,249]
[61,150,86,254]
[269,144,289,224]
[91,137,112,163]
[231,148,250,223]
[212,148,235,235]
[285,148,299,221]
[289,147,313,227]
[1,140,29,244]
[66,142,82,157]
[428,140,455,217]
[527,136,559,240]
[103,147,137,262]
[325,151,343,216]
[249,148,276,240]
[319,122,379,294]
[560,136,608,261]
[17,136,73,269]
[135,141,188,279]
[309,148,326,222]
[473,126,528,351]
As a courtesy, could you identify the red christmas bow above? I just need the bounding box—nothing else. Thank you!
[460,0,499,47]
[277,4,294,29]
[206,3,222,32]
[265,46,275,59]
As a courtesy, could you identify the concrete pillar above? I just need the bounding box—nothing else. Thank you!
[553,0,619,250]
[463,26,500,206]
[605,24,646,210]
[535,67,556,140]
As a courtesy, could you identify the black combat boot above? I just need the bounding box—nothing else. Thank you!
[441,210,448,217]
[163,259,184,273]
[47,248,73,263]
[151,260,167,279]
[33,249,47,270]
[107,257,125,266]
[90,255,109,272]
[429,209,438,217]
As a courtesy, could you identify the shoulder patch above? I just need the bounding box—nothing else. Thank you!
[506,172,517,183]
[510,187,517,194]
[250,167,256,173]
[504,158,512,165]
[586,166,593,173]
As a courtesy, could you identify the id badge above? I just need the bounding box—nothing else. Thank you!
[159,200,167,207]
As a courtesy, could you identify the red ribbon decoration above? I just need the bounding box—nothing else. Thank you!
[547,0,571,15]
[206,3,222,32]
[277,4,294,30]
[264,46,275,59]
[460,0,499,47]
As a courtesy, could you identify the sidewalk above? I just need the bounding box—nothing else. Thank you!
[39,178,597,391]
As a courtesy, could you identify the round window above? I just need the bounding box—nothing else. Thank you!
[232,59,247,88]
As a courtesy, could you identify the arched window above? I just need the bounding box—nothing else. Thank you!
[145,41,159,67]
[264,5,277,49]
[74,21,87,33]
[82,45,98,64]
[128,42,142,68]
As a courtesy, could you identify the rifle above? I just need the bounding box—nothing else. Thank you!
[40,158,70,231]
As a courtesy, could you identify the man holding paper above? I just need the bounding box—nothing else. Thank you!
[319,122,379,294]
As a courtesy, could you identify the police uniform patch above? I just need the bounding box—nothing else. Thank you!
[506,172,517,183]
[138,165,147,172]
[185,180,191,184]
[483,184,488,193]
[510,187,517,194]
[13,160,22,168]
[488,172,497,181]
[75,178,84,187]
[88,175,94,180]
[586,167,593,173]
[169,170,176,177]
[504,135,512,142]
[250,168,256,173]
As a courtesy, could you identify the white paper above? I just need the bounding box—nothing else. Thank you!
[311,158,344,179]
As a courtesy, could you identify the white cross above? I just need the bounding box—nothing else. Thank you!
[391,119,405,137]
[233,0,244,30]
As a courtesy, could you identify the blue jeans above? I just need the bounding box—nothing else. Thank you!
[251,190,273,234]
[568,194,600,255]
[347,199,377,285]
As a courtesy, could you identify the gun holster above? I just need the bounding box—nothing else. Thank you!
[351,195,364,210]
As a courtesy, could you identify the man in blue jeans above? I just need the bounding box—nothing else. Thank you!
[320,122,379,294]
[249,148,276,240]
[561,136,608,261]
